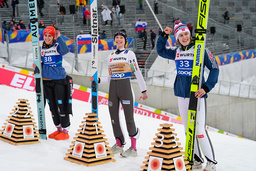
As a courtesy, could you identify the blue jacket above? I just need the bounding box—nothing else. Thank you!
[157,35,219,98]
[41,36,69,80]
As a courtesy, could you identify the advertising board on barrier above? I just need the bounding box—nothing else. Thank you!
[0,65,246,139]
[0,66,172,123]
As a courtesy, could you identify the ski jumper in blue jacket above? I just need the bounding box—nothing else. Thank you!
[41,26,72,140]
[157,21,219,168]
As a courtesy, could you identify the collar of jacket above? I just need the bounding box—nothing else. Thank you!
[115,48,125,54]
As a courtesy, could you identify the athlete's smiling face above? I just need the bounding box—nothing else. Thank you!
[44,33,54,45]
[178,31,190,46]
[115,35,125,49]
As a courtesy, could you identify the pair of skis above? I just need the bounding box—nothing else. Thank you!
[28,0,47,139]
[185,0,211,165]
[28,0,99,139]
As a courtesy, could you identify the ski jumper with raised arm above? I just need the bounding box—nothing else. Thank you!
[157,35,219,164]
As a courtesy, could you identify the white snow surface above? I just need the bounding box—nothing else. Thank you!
[0,85,256,171]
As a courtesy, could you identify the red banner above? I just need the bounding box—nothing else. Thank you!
[0,67,171,122]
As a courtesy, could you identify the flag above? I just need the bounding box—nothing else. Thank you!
[76,34,92,45]
[135,21,147,32]
[76,34,101,45]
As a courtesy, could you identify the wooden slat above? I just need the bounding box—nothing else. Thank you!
[0,136,40,145]
[160,123,173,128]
[151,142,181,148]
[16,102,30,106]
[77,129,104,135]
[69,145,111,153]
[8,116,34,122]
[148,147,183,154]
[70,141,110,148]
[11,132,40,138]
[78,125,103,130]
[155,132,177,138]
[85,113,98,117]
[147,151,184,159]
[83,117,98,121]
[0,134,40,142]
[13,106,31,110]
[64,155,115,166]
[153,137,179,143]
[157,128,175,133]
[6,119,36,126]
[2,124,37,129]
[65,153,114,162]
[11,109,33,114]
[10,112,33,118]
[18,99,29,102]
[73,137,108,144]
[81,121,101,125]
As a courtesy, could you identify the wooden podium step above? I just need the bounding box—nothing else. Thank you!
[140,123,191,171]
[0,99,40,145]
[64,113,115,167]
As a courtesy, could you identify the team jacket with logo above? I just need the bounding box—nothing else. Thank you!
[100,49,147,93]
[157,35,219,98]
[41,36,69,80]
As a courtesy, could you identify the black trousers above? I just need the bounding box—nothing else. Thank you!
[108,79,137,145]
[143,38,147,49]
[151,39,155,49]
[43,76,72,128]
[12,6,15,17]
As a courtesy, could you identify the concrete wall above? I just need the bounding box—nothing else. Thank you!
[71,74,256,141]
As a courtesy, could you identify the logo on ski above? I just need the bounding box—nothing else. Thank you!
[195,44,201,67]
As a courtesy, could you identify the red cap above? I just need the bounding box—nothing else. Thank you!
[43,26,56,38]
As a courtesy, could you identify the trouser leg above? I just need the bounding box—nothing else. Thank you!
[118,81,137,137]
[178,97,203,162]
[44,82,61,126]
[44,80,70,129]
[108,80,125,145]
[196,98,217,163]
[54,82,70,128]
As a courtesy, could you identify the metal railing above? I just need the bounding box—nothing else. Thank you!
[142,68,256,99]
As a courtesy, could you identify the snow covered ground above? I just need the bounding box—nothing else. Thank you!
[0,85,256,171]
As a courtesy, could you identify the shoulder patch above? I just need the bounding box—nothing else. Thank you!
[124,50,129,54]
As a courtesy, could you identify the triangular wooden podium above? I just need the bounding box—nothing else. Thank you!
[64,113,115,166]
[0,99,40,145]
[140,123,191,171]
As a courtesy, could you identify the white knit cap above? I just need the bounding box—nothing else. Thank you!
[174,20,190,40]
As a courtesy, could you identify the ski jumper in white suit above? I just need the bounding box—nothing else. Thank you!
[99,49,147,145]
